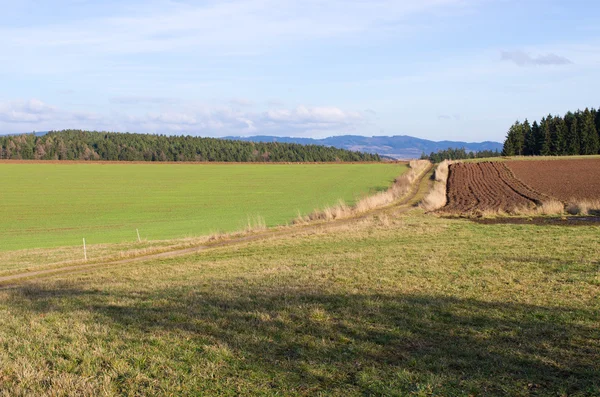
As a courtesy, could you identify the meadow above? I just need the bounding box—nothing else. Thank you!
[0,162,404,251]
[0,209,598,396]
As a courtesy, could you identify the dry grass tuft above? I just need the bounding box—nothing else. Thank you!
[420,160,449,211]
[295,160,430,224]
[566,199,600,215]
[535,200,565,215]
[471,200,565,218]
[246,215,267,232]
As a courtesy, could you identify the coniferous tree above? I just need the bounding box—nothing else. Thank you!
[502,122,517,156]
[522,119,534,155]
[595,108,600,153]
[564,112,580,155]
[581,108,599,155]
[551,116,567,155]
[539,116,552,156]
[531,121,542,155]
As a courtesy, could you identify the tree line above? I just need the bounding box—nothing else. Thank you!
[0,130,381,162]
[421,148,501,162]
[502,108,600,156]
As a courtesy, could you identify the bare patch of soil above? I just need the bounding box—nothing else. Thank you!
[443,162,548,214]
[507,158,600,202]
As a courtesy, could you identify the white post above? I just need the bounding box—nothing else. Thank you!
[136,229,141,243]
[83,238,87,261]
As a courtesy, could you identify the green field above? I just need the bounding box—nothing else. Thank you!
[0,162,404,251]
[1,211,598,396]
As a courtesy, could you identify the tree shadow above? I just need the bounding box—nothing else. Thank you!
[9,282,600,395]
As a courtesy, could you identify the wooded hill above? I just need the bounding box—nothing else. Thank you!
[421,147,501,162]
[502,108,600,156]
[0,130,381,162]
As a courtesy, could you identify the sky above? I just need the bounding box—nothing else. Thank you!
[1,0,600,142]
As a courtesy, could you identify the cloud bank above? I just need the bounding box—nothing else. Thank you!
[0,99,367,137]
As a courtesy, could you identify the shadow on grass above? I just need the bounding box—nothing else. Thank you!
[9,283,600,396]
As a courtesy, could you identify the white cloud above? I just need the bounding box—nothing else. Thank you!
[0,99,56,123]
[500,50,573,67]
[0,99,366,137]
[0,0,472,65]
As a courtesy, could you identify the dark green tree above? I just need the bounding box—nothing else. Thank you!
[564,112,580,155]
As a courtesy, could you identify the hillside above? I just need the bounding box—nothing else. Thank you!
[0,130,380,162]
[227,135,503,159]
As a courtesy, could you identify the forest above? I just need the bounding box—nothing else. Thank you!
[421,148,501,162]
[502,108,600,156]
[0,130,381,162]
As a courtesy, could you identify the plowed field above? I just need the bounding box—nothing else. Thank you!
[507,158,600,202]
[444,162,548,213]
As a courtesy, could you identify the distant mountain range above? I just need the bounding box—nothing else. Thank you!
[225,135,503,159]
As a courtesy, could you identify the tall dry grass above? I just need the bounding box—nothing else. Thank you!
[420,160,449,212]
[295,160,430,224]
[535,200,565,215]
[246,215,267,232]
[566,199,600,216]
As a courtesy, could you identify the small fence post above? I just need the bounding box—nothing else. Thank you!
[136,229,141,243]
[83,238,87,261]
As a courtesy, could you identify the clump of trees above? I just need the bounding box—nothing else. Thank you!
[502,108,600,156]
[0,130,381,162]
[421,148,501,162]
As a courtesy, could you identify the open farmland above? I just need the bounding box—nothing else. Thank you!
[0,210,599,396]
[507,158,600,202]
[0,162,405,252]
[443,161,549,214]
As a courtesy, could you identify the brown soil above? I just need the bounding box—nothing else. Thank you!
[443,162,549,214]
[506,158,600,202]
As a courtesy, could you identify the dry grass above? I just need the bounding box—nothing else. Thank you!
[420,160,449,211]
[295,160,430,224]
[246,215,267,232]
[446,199,566,219]
[566,199,600,215]
[535,199,565,215]
[0,212,599,396]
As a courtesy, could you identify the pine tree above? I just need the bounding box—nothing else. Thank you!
[539,116,552,156]
[582,108,599,154]
[522,119,534,155]
[531,121,542,155]
[594,108,600,154]
[564,112,580,155]
[502,121,520,156]
[551,116,567,155]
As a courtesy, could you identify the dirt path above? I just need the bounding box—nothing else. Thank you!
[0,164,432,287]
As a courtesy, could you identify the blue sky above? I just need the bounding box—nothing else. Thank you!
[1,0,599,141]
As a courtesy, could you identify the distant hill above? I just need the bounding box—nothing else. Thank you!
[226,135,503,159]
[0,131,48,137]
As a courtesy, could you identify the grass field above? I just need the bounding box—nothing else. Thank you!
[0,162,404,251]
[0,210,598,396]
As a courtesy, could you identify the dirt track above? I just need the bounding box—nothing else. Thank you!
[0,164,432,287]
[444,162,548,213]
[507,158,600,202]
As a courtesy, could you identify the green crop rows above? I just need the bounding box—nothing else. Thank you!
[0,163,404,251]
